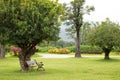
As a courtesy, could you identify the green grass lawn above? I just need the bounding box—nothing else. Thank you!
[0,55,120,80]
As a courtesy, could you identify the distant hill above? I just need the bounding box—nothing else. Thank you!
[59,24,74,42]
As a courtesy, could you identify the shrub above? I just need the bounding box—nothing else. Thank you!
[38,45,103,54]
[48,48,70,54]
[80,45,102,52]
[66,46,75,52]
[112,47,120,52]
[10,46,22,56]
[37,46,56,53]
[9,51,15,56]
[66,45,102,54]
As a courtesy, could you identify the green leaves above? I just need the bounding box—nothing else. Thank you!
[65,0,94,25]
[87,18,120,49]
[0,0,64,46]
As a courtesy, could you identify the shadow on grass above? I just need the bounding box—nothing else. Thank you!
[96,58,120,62]
[43,68,71,75]
[11,69,47,76]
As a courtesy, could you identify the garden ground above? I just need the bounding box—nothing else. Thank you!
[0,53,120,80]
[40,53,120,58]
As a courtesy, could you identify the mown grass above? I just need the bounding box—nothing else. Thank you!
[0,55,120,80]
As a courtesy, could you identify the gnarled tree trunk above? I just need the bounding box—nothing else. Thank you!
[104,52,110,59]
[18,47,36,72]
[18,54,29,71]
[102,47,112,60]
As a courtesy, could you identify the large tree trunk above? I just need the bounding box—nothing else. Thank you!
[75,28,81,57]
[18,54,29,72]
[104,52,110,59]
[102,47,111,60]
[0,44,5,59]
[18,47,36,72]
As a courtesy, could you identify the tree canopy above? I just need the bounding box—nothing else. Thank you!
[0,0,63,45]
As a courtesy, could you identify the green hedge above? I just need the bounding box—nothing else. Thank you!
[112,47,120,52]
[38,45,102,53]
[37,46,56,53]
[66,45,102,52]
[38,45,120,54]
[80,45,102,52]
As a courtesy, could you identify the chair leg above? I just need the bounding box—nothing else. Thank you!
[37,67,45,71]
[37,67,39,71]
[42,67,45,71]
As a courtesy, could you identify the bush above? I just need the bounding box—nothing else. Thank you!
[80,45,102,52]
[9,51,15,56]
[10,46,22,56]
[38,45,102,54]
[66,45,102,54]
[66,46,75,52]
[37,46,56,52]
[48,48,70,54]
[112,47,120,52]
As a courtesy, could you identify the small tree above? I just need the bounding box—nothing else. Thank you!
[64,0,94,57]
[87,18,120,59]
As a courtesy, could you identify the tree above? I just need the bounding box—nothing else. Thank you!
[39,27,60,47]
[0,29,8,59]
[80,22,91,45]
[66,22,92,45]
[64,0,94,57]
[87,18,120,59]
[0,44,5,59]
[65,26,76,41]
[0,0,64,71]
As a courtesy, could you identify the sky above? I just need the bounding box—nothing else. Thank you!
[59,0,120,23]
[59,0,120,41]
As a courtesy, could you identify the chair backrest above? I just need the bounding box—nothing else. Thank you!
[26,60,36,66]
